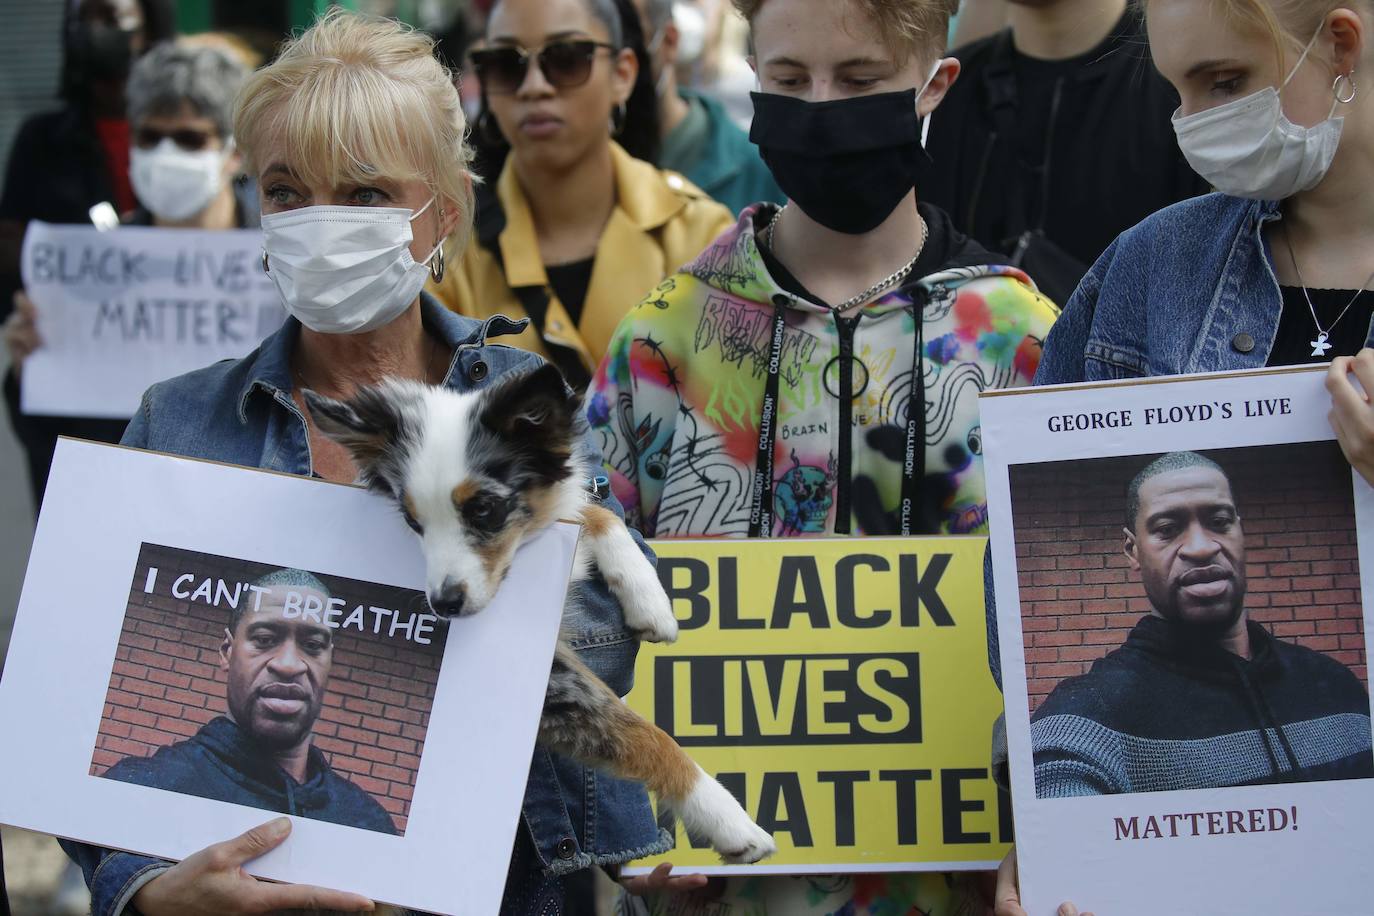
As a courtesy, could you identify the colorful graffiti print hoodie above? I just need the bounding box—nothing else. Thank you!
[588,203,1058,538]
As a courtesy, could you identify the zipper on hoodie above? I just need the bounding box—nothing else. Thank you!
[834,313,861,534]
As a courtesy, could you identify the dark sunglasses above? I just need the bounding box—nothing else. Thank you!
[469,39,616,94]
[134,126,216,152]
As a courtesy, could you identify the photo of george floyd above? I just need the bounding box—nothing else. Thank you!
[1008,441,1374,800]
[90,543,445,835]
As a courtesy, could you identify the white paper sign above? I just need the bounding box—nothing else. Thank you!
[981,366,1374,916]
[0,439,574,915]
[20,221,284,418]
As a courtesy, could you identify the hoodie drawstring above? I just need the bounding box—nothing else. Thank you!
[1230,656,1305,782]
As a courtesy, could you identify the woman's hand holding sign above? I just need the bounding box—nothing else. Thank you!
[992,849,1093,916]
[2,290,40,378]
[132,817,375,915]
[1327,350,1374,487]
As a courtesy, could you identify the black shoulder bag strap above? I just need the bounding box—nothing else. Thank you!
[982,33,1035,242]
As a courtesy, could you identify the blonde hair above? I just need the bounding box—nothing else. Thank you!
[233,9,475,248]
[1166,0,1361,72]
[731,0,959,65]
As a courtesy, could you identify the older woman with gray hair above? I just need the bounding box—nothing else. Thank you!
[2,38,256,508]
[122,39,255,227]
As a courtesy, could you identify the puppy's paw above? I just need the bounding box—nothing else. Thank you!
[677,769,776,864]
[718,820,777,865]
[624,587,679,644]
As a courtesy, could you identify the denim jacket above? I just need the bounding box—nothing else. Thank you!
[62,294,671,916]
[1034,192,1374,384]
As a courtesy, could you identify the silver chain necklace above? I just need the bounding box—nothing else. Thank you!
[764,205,929,313]
[1282,224,1374,357]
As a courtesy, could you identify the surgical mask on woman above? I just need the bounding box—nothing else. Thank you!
[261,199,441,335]
[749,61,941,235]
[129,139,229,221]
[1172,27,1350,200]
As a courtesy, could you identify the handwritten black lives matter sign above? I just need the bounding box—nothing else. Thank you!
[20,221,284,417]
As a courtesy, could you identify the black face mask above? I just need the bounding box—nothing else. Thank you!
[66,22,135,84]
[749,89,928,235]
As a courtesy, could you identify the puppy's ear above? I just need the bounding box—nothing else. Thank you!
[480,364,579,475]
[303,386,406,468]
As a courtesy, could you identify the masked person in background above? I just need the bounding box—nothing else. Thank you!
[631,0,783,213]
[0,0,175,311]
[998,0,1374,911]
[592,0,1058,913]
[2,40,254,510]
[430,0,733,388]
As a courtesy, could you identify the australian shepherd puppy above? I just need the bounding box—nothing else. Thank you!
[304,364,775,866]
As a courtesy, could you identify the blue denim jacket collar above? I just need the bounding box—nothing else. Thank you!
[233,294,532,424]
[1036,193,1374,385]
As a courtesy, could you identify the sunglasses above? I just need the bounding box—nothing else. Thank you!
[469,39,616,95]
[135,126,216,152]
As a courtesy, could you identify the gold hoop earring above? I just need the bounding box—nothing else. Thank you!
[610,103,627,137]
[429,244,445,283]
[1334,71,1358,104]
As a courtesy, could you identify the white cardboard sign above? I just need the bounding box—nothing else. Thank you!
[20,221,284,418]
[981,366,1374,916]
[0,439,574,915]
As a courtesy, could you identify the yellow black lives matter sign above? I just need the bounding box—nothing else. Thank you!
[626,537,1011,873]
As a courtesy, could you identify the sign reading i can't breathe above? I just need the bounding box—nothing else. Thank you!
[624,537,1010,875]
[20,221,284,418]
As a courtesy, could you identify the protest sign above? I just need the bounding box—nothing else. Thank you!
[981,366,1374,916]
[19,221,284,418]
[0,439,574,915]
[624,537,1009,875]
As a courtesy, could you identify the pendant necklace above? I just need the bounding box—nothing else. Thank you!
[1282,225,1374,357]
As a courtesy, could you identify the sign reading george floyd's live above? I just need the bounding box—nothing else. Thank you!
[20,221,284,418]
[624,537,1009,875]
[982,366,1374,916]
[0,439,573,915]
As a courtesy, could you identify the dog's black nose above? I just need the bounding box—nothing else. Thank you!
[429,580,467,618]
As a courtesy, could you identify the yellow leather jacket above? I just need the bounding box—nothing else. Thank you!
[429,142,734,374]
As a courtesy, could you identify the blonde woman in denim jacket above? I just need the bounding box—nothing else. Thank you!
[59,12,669,916]
[999,0,1374,911]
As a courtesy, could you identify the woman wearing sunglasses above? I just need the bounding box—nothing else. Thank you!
[2,38,254,510]
[430,0,733,388]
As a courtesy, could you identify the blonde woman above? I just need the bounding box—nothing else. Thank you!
[431,0,733,387]
[58,12,667,916]
[1001,0,1374,910]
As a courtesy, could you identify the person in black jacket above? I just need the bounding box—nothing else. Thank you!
[88,569,397,834]
[1031,451,1374,798]
[0,0,175,312]
[2,38,255,511]
[923,0,1207,306]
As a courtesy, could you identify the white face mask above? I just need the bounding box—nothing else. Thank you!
[261,199,440,336]
[1172,28,1345,200]
[129,138,228,221]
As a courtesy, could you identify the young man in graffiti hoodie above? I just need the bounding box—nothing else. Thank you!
[589,0,1056,543]
[591,0,1056,912]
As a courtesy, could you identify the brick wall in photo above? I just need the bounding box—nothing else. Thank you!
[1011,441,1366,715]
[91,544,445,834]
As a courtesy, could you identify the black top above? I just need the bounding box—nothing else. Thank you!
[754,201,973,307]
[1268,286,1374,367]
[0,106,119,312]
[545,256,595,325]
[923,11,1207,287]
